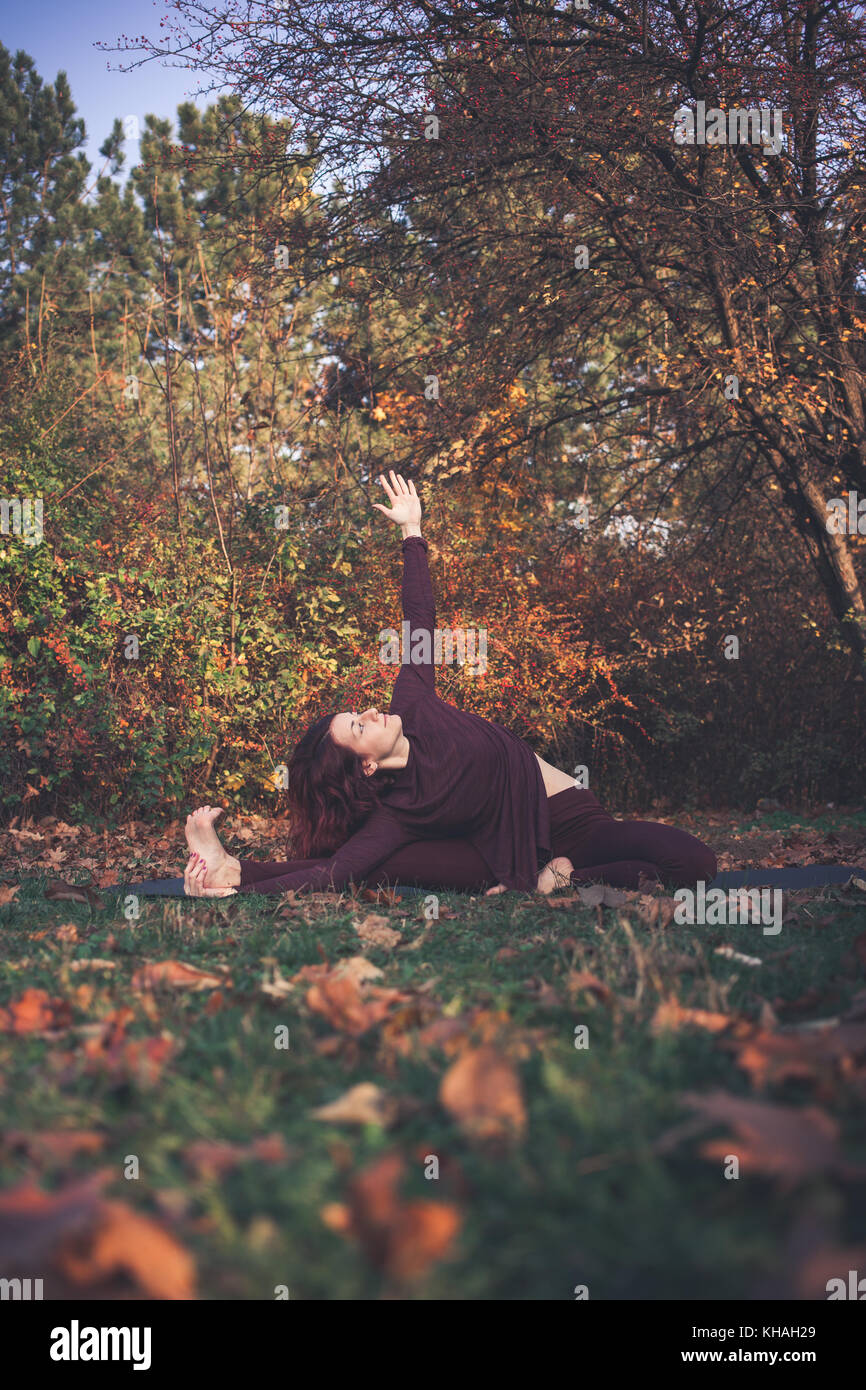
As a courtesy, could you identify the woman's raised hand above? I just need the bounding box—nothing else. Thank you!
[372,470,422,531]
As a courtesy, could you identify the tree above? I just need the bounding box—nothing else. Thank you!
[120,1,866,667]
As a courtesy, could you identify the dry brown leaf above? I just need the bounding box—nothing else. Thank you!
[182,1134,289,1180]
[726,1021,866,1091]
[574,885,605,907]
[358,886,403,906]
[681,1089,866,1184]
[291,956,383,987]
[287,956,404,1036]
[651,999,733,1035]
[2,1130,106,1163]
[439,1044,526,1141]
[329,1150,460,1283]
[0,987,74,1035]
[635,894,679,928]
[44,880,105,910]
[565,970,615,1007]
[354,913,402,948]
[311,1083,392,1126]
[57,1198,196,1299]
[306,974,408,1036]
[80,1032,177,1086]
[130,960,230,992]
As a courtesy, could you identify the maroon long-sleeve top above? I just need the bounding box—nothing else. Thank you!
[238,536,552,894]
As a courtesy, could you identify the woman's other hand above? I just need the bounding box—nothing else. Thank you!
[373,470,422,536]
[183,853,238,897]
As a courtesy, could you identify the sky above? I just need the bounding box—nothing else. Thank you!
[3,0,231,181]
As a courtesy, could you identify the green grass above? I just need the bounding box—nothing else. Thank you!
[2,846,866,1300]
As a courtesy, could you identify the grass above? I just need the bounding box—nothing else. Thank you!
[2,808,866,1300]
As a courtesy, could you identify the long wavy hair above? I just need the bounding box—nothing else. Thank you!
[285,712,398,858]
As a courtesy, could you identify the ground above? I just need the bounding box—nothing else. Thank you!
[0,806,865,1300]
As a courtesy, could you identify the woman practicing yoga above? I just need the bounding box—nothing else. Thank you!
[182,472,716,899]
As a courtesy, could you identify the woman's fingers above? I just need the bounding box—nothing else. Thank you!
[183,854,236,898]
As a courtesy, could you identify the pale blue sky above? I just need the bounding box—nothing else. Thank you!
[3,0,231,180]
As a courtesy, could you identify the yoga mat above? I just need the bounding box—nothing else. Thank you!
[710,865,864,890]
[106,865,866,898]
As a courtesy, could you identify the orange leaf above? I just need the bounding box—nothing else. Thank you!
[439,1044,526,1141]
[131,960,230,992]
[57,1199,196,1299]
[0,987,73,1035]
[651,999,732,1035]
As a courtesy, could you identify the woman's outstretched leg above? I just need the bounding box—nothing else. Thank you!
[237,837,495,893]
[565,819,717,890]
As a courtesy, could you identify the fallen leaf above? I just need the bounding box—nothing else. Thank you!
[44,880,105,910]
[574,885,605,907]
[327,1151,460,1282]
[311,1083,393,1126]
[305,972,409,1036]
[565,970,615,1006]
[2,1130,106,1163]
[358,886,403,906]
[635,894,679,928]
[354,913,402,948]
[130,960,230,992]
[57,1198,196,1299]
[0,987,74,1035]
[182,1134,289,1180]
[725,1021,866,1091]
[680,1090,866,1184]
[651,999,732,1035]
[439,1044,526,1141]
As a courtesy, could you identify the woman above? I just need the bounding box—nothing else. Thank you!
[183,472,716,898]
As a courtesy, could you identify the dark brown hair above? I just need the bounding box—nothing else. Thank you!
[285,712,396,858]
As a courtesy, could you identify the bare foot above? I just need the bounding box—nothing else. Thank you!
[537,856,574,894]
[485,882,508,897]
[184,854,238,898]
[184,807,239,888]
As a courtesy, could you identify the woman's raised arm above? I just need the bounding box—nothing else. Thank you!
[374,471,436,692]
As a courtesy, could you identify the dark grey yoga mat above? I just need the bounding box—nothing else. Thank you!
[108,864,866,898]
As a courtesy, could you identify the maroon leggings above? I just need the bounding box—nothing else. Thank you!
[238,788,717,892]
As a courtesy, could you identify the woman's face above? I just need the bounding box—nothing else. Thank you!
[329,706,403,772]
